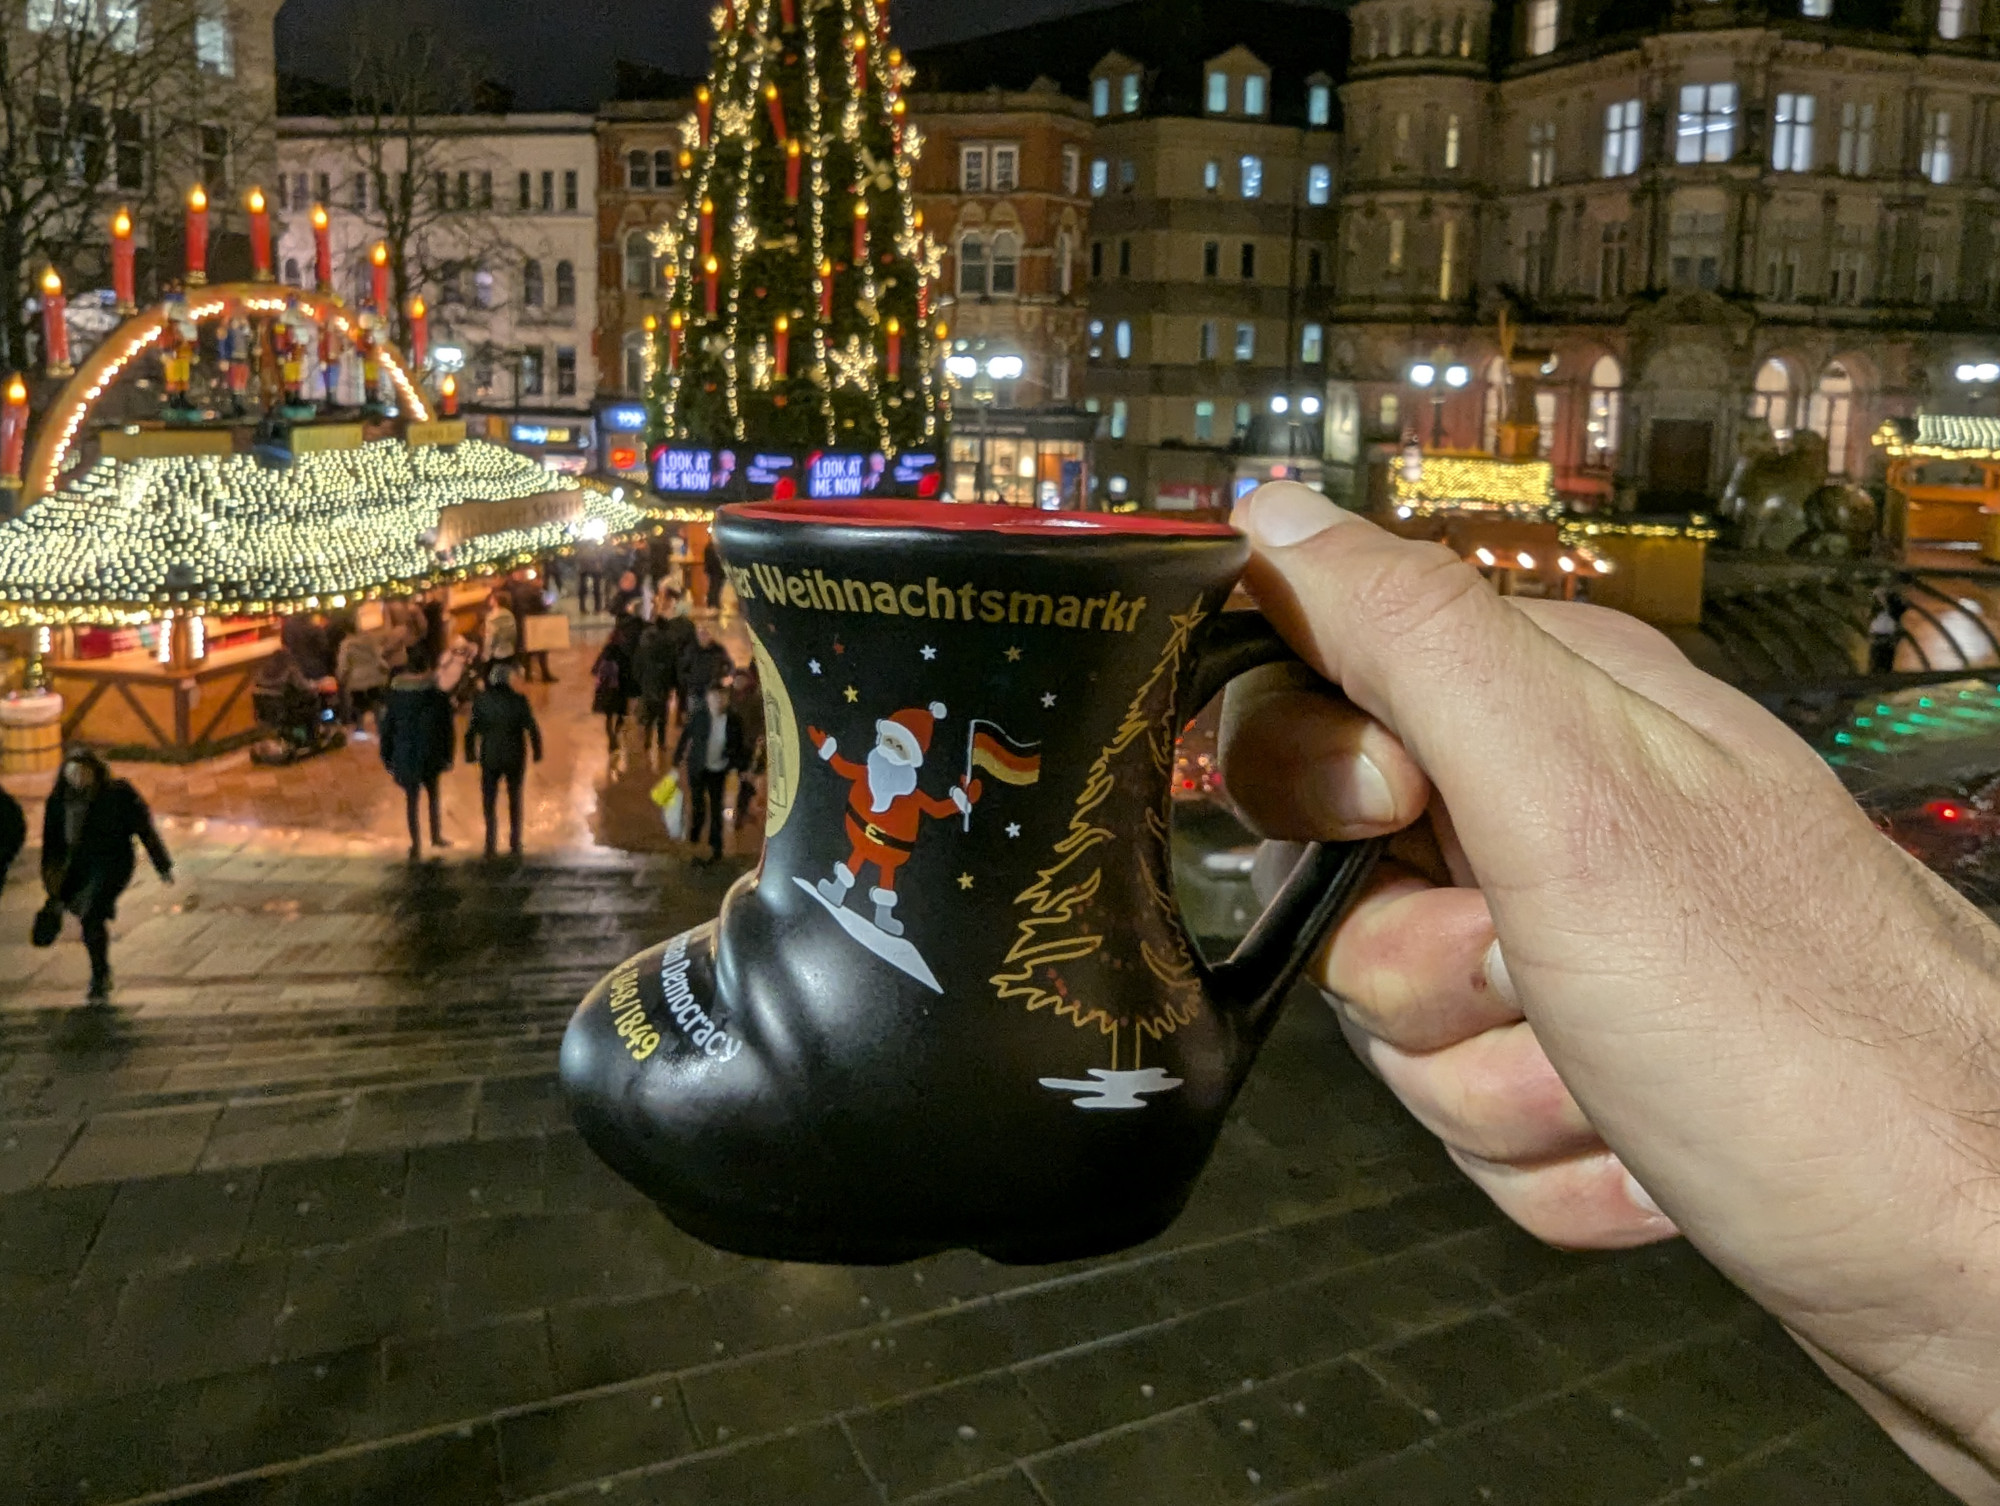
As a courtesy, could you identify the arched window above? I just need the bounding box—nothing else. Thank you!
[627,149,650,189]
[625,230,653,293]
[990,231,1020,296]
[1586,354,1622,468]
[522,258,544,309]
[1749,358,1795,437]
[1056,229,1074,296]
[958,234,989,296]
[283,256,300,286]
[555,260,576,308]
[1809,362,1855,475]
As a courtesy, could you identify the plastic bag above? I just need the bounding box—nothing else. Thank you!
[652,770,686,840]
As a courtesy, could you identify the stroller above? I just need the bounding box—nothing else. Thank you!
[251,677,346,766]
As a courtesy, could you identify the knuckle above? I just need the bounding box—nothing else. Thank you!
[1337,540,1490,647]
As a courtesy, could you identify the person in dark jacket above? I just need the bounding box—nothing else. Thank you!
[510,570,558,683]
[464,662,543,858]
[591,617,636,756]
[377,652,456,860]
[0,784,26,902]
[40,748,173,1001]
[632,613,681,762]
[701,538,724,612]
[674,682,749,864]
[677,618,733,712]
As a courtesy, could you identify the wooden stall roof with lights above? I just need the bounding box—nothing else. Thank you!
[1875,414,2000,554]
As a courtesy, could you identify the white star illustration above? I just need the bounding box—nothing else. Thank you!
[920,645,936,661]
[1005,822,1021,838]
[808,659,822,674]
[1041,692,1056,708]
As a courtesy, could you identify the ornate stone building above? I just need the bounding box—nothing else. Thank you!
[595,99,688,402]
[1334,0,2000,508]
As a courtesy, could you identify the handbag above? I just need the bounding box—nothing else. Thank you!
[31,900,62,948]
[651,770,686,841]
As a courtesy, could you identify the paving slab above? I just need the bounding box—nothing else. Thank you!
[48,1103,223,1186]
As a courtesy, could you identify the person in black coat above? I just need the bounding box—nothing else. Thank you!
[673,682,749,863]
[0,784,26,902]
[677,619,733,713]
[377,652,456,860]
[591,614,637,756]
[464,663,544,858]
[701,538,724,612]
[40,748,173,1001]
[632,612,682,762]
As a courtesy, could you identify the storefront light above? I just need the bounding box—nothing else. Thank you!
[1409,362,1437,388]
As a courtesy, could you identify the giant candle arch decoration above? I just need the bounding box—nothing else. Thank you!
[22,282,432,506]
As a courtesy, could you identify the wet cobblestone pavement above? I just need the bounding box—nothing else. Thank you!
[0,828,1954,1505]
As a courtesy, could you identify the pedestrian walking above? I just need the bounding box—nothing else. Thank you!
[730,661,766,833]
[378,652,457,860]
[481,589,519,681]
[576,542,605,615]
[702,537,725,612]
[678,618,734,712]
[464,662,544,858]
[510,569,559,683]
[610,568,643,620]
[674,681,749,864]
[0,783,25,901]
[336,626,390,730]
[633,612,680,763]
[37,748,173,1002]
[592,622,636,756]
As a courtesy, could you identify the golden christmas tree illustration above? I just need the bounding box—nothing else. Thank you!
[650,0,945,457]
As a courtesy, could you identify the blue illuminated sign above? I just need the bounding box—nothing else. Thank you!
[807,451,889,499]
[601,404,648,432]
[653,447,737,496]
[747,453,798,488]
[511,424,550,445]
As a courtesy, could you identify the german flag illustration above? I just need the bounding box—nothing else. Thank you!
[967,722,1041,786]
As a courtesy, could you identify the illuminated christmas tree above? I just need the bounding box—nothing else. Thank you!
[650,0,944,460]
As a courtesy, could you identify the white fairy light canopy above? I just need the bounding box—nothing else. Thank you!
[0,439,658,626]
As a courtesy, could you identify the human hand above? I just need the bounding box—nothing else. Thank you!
[1221,482,2000,1499]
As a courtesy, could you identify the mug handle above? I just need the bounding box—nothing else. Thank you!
[1179,610,1389,1044]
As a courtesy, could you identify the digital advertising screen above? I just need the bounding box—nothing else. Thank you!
[652,447,739,497]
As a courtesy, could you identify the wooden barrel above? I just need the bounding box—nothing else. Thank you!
[0,693,64,774]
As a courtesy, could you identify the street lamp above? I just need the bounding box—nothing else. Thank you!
[1408,358,1472,448]
[946,341,1024,500]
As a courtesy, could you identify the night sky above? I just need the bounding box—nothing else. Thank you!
[274,0,1129,110]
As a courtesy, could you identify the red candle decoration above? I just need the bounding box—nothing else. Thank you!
[785,139,801,203]
[917,277,929,322]
[668,311,684,368]
[439,372,459,417]
[696,86,712,146]
[370,242,390,312]
[110,208,136,312]
[780,0,794,25]
[764,82,787,142]
[185,184,210,286]
[703,255,720,315]
[852,199,869,262]
[773,314,790,378]
[699,198,716,261]
[852,32,868,90]
[885,315,901,380]
[1,375,28,484]
[818,258,833,320]
[247,187,272,279]
[40,269,71,375]
[408,294,429,367]
[311,204,333,290]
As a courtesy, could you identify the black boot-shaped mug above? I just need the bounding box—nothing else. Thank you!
[560,499,1383,1264]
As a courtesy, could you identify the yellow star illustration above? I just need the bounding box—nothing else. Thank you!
[844,685,859,703]
[957,872,974,890]
[1005,646,1022,662]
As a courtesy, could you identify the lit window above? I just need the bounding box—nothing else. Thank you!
[1602,99,1641,176]
[1802,0,1830,13]
[1234,322,1256,361]
[1243,75,1266,116]
[1090,158,1108,195]
[1527,0,1558,55]
[1586,354,1622,467]
[958,235,988,296]
[1440,220,1460,299]
[1388,215,1406,271]
[1772,93,1815,172]
[993,146,1018,190]
[1235,401,1252,436]
[1940,0,1965,37]
[1528,121,1556,187]
[961,146,987,191]
[1121,73,1141,113]
[1301,323,1324,363]
[521,347,544,396]
[1194,400,1215,441]
[1445,115,1462,170]
[1379,393,1401,431]
[1204,159,1220,192]
[1838,100,1876,176]
[1749,358,1794,437]
[1239,154,1263,198]
[1808,362,1854,475]
[1308,83,1331,127]
[1923,110,1953,183]
[1207,71,1229,113]
[196,4,234,75]
[1110,399,1128,438]
[1088,319,1104,359]
[1115,320,1132,359]
[1091,77,1110,117]
[1307,164,1332,205]
[1675,82,1738,164]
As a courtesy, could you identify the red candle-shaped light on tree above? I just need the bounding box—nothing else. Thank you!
[699,198,715,260]
[408,295,428,367]
[764,82,787,141]
[667,311,683,367]
[785,139,801,203]
[852,31,868,90]
[695,86,712,146]
[817,258,834,320]
[439,372,458,417]
[39,269,70,375]
[185,184,210,286]
[247,187,272,279]
[852,199,869,262]
[780,0,794,25]
[370,242,390,312]
[311,204,333,290]
[917,276,929,322]
[1,375,28,484]
[885,315,901,380]
[703,255,719,315]
[110,208,136,312]
[773,314,790,378]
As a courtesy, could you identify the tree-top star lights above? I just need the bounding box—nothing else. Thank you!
[650,0,944,457]
[0,440,662,627]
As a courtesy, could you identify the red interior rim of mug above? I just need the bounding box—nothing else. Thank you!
[722,498,1243,538]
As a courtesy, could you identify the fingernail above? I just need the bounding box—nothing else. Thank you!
[1246,482,1346,548]
[1482,939,1517,1008]
[1338,753,1397,827]
[1623,1168,1667,1220]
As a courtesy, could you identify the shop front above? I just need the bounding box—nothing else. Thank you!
[945,407,1093,508]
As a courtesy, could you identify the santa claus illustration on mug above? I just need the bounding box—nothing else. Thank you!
[807,702,982,938]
